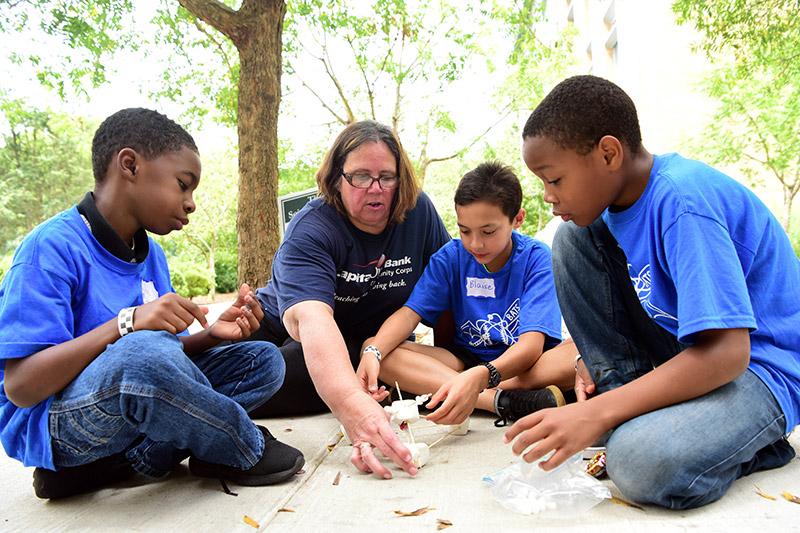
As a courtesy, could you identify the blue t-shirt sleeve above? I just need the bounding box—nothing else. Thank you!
[518,244,562,345]
[270,224,339,318]
[0,263,76,360]
[664,212,756,343]
[404,245,454,325]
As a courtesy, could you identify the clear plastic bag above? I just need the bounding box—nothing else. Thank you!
[483,452,611,516]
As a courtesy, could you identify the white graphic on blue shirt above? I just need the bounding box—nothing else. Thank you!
[628,263,677,323]
[459,298,520,348]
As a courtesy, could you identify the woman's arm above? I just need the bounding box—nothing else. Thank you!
[282,300,417,479]
[356,306,421,398]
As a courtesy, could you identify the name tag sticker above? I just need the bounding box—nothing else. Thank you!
[141,280,159,303]
[466,277,495,298]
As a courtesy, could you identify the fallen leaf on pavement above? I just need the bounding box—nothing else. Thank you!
[782,491,800,504]
[393,506,435,517]
[437,518,453,530]
[754,485,776,500]
[609,496,644,510]
[333,471,342,485]
[278,508,295,513]
[243,515,259,529]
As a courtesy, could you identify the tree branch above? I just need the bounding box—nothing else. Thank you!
[178,0,240,43]
[298,76,349,125]
[321,34,356,123]
[426,103,515,164]
[346,36,376,120]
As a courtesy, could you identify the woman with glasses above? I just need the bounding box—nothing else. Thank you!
[252,121,451,479]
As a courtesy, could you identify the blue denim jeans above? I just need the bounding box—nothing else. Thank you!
[48,330,285,477]
[552,219,794,509]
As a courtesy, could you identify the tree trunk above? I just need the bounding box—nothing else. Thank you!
[179,0,286,289]
[235,2,286,287]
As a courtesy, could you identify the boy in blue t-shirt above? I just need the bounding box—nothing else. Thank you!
[506,75,800,510]
[0,108,304,499]
[356,162,578,426]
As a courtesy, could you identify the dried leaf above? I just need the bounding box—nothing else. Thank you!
[243,515,259,529]
[220,479,238,497]
[327,443,336,453]
[284,428,293,432]
[393,506,435,517]
[609,496,644,510]
[278,508,295,513]
[333,471,342,485]
[754,485,776,501]
[437,518,453,530]
[782,491,800,504]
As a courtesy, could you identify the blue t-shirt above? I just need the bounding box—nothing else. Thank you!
[257,192,451,340]
[0,208,174,468]
[603,153,800,433]
[404,232,562,362]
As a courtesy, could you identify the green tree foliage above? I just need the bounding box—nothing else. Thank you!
[673,0,800,82]
[3,0,287,287]
[0,98,94,253]
[1,0,136,99]
[674,0,800,233]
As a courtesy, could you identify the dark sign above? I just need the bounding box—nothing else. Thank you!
[278,188,318,236]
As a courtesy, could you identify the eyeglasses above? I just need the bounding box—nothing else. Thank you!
[341,172,399,190]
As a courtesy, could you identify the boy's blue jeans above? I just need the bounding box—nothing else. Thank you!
[552,219,794,510]
[48,330,285,477]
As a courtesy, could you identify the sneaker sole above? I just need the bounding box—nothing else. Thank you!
[546,385,566,407]
[190,455,305,487]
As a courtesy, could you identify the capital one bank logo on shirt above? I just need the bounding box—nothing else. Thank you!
[628,263,677,323]
[460,298,520,348]
[338,255,387,284]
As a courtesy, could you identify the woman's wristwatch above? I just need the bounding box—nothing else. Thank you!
[362,344,382,362]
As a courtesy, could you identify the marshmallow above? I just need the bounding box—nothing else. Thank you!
[384,399,420,424]
[450,416,470,436]
[407,442,430,468]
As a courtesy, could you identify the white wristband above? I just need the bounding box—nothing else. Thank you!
[117,307,136,337]
[363,344,382,362]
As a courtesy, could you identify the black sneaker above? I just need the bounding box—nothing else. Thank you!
[494,385,566,427]
[32,452,135,499]
[189,425,305,486]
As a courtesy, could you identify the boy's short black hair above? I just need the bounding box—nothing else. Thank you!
[522,75,642,155]
[91,108,198,182]
[454,161,522,221]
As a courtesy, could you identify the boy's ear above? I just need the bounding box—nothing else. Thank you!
[512,208,526,229]
[597,135,624,171]
[117,148,139,182]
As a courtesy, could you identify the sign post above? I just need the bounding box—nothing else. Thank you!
[278,187,318,238]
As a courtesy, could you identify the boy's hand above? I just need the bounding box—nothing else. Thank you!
[134,293,208,334]
[425,366,485,425]
[208,284,263,341]
[356,353,389,402]
[503,401,609,471]
[575,358,596,401]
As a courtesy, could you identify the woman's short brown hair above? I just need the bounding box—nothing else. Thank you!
[316,120,420,225]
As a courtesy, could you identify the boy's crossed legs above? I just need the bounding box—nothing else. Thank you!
[38,330,303,498]
[553,219,794,509]
[375,340,575,423]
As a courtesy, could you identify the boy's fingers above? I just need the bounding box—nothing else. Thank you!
[503,412,543,445]
[521,436,555,464]
[245,295,264,321]
[426,384,447,409]
[178,298,208,328]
